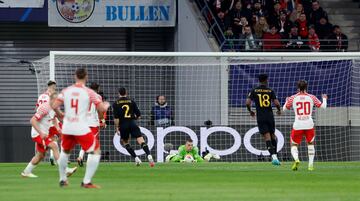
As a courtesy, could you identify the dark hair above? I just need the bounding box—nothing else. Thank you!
[186,138,193,143]
[333,25,340,30]
[75,68,87,79]
[118,87,127,96]
[90,82,100,91]
[258,74,268,83]
[47,80,56,86]
[297,80,308,91]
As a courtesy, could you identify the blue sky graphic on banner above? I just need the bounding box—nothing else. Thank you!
[229,60,352,107]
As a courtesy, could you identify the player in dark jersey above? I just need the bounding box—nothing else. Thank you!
[113,87,155,167]
[246,74,282,166]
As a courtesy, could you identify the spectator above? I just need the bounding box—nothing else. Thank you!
[289,3,304,22]
[327,25,348,52]
[268,0,282,25]
[279,0,295,12]
[308,25,320,51]
[215,11,231,32]
[210,0,236,14]
[150,95,174,127]
[240,25,259,51]
[315,17,332,39]
[229,1,253,26]
[253,16,269,38]
[309,0,328,27]
[252,0,268,18]
[285,25,305,50]
[276,10,293,38]
[301,0,313,18]
[263,25,283,51]
[295,13,308,39]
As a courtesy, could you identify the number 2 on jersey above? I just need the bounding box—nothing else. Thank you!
[122,105,131,118]
[257,94,270,107]
[71,99,79,114]
[296,102,311,115]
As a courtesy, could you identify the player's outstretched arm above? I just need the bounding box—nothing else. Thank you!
[245,98,255,117]
[320,94,328,109]
[30,116,46,139]
[96,101,110,115]
[273,99,282,115]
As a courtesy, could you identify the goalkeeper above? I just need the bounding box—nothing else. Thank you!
[165,138,219,162]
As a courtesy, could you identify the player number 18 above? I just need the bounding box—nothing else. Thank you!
[257,94,270,107]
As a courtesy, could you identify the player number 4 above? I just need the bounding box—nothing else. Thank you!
[71,98,79,114]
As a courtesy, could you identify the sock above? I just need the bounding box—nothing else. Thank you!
[291,146,299,161]
[57,152,69,182]
[308,145,315,167]
[141,143,150,156]
[271,139,277,154]
[23,162,36,174]
[83,154,101,184]
[125,144,137,158]
[266,140,276,156]
[78,149,85,160]
[50,149,54,159]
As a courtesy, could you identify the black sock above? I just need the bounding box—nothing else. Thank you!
[271,139,277,154]
[125,144,137,158]
[266,140,276,155]
[141,143,150,156]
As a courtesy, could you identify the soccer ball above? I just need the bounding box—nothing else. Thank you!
[71,3,80,13]
[183,154,194,163]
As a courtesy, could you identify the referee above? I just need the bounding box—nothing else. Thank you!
[246,74,282,165]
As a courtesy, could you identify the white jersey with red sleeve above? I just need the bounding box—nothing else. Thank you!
[31,102,53,138]
[87,93,102,127]
[284,92,327,130]
[57,83,102,135]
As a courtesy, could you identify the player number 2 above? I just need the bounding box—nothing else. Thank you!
[257,94,270,107]
[296,102,311,115]
[122,105,131,118]
[71,98,79,114]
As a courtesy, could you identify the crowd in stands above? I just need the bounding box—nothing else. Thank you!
[201,0,349,51]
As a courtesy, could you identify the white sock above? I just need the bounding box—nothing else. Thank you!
[78,149,85,159]
[57,152,69,182]
[271,154,278,160]
[24,162,36,174]
[291,146,299,161]
[50,150,54,159]
[83,154,101,184]
[308,145,315,167]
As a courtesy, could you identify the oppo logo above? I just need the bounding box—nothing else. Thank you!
[113,126,285,162]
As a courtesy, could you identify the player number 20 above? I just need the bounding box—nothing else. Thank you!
[296,102,311,115]
[257,94,270,107]
[122,105,131,118]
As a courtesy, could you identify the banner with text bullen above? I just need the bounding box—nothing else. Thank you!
[48,0,176,27]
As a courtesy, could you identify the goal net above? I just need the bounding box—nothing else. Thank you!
[32,52,360,163]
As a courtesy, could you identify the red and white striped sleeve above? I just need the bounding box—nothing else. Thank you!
[310,95,322,108]
[87,88,102,106]
[34,103,50,121]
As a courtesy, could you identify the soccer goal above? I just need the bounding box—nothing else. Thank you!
[32,51,360,163]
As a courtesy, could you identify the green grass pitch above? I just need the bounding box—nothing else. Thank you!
[1,162,359,201]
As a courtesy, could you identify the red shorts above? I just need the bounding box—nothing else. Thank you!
[48,126,61,138]
[32,135,53,153]
[291,128,315,144]
[61,131,99,152]
[90,126,100,143]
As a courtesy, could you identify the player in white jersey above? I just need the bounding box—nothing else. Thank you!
[35,80,62,165]
[52,68,109,188]
[283,80,327,171]
[77,82,106,167]
[22,92,77,178]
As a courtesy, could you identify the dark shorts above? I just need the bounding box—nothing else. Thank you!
[257,120,275,135]
[120,121,142,140]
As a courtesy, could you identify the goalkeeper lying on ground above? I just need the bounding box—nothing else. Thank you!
[165,138,220,162]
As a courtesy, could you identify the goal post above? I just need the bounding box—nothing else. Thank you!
[32,51,360,162]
